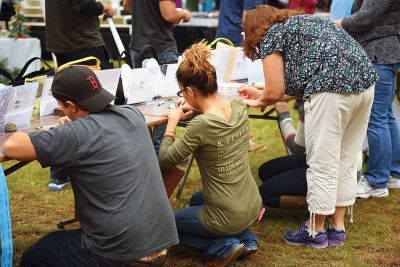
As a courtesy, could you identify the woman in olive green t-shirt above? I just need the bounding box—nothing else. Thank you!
[158,43,263,266]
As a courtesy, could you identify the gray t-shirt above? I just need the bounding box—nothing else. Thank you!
[29,105,178,261]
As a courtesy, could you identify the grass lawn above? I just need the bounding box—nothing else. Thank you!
[3,104,400,266]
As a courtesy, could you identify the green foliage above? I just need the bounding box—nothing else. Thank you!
[8,5,31,38]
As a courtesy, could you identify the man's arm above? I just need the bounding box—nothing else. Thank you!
[159,0,191,24]
[3,132,37,161]
[341,0,393,33]
[77,0,114,17]
[123,0,132,14]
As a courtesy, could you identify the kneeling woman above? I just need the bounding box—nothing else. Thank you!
[158,43,263,266]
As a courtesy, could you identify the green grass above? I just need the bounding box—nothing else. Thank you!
[3,103,400,266]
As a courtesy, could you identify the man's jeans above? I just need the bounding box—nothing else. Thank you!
[175,191,258,258]
[365,63,400,188]
[20,230,123,267]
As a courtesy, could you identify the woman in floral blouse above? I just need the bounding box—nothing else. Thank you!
[239,5,377,247]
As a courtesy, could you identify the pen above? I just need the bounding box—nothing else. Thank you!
[179,99,185,107]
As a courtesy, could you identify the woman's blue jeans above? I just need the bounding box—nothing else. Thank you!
[365,63,400,188]
[175,191,258,258]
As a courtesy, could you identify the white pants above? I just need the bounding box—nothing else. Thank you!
[305,86,374,215]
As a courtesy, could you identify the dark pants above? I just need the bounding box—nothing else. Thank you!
[55,45,114,70]
[20,229,124,267]
[258,155,308,208]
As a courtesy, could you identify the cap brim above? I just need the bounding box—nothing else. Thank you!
[78,88,116,112]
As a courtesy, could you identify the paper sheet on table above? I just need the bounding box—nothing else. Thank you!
[218,82,244,96]
[40,77,59,117]
[127,68,157,104]
[0,86,11,134]
[5,82,38,131]
[94,68,121,100]
[160,64,180,97]
[246,58,264,86]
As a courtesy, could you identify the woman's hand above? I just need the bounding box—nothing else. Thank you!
[175,98,202,115]
[238,85,263,100]
[242,97,274,112]
[168,108,194,121]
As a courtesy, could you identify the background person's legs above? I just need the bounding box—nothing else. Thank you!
[364,63,400,188]
[48,166,70,191]
[258,166,307,209]
[258,154,307,182]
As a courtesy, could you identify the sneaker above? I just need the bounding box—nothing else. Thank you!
[48,178,70,191]
[284,221,328,249]
[205,243,245,267]
[356,177,389,198]
[327,227,346,247]
[387,176,400,189]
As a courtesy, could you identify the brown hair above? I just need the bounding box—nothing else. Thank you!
[176,42,218,96]
[243,5,304,60]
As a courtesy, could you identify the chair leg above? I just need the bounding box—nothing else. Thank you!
[173,155,194,202]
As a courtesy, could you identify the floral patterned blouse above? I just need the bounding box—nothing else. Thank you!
[259,15,378,98]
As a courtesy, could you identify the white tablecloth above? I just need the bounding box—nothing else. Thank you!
[0,37,41,77]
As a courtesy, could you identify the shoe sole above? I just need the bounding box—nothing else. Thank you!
[329,241,344,247]
[357,190,389,198]
[387,184,400,189]
[239,248,258,259]
[206,244,245,267]
[284,237,328,249]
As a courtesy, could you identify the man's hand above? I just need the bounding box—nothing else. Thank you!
[57,116,71,125]
[102,3,115,18]
[181,9,191,22]
[238,85,263,100]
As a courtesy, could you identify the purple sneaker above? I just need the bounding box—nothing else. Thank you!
[327,227,346,247]
[284,221,328,249]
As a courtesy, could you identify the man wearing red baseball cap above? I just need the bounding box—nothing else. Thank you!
[3,66,179,266]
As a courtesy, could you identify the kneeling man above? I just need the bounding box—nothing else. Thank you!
[3,66,178,267]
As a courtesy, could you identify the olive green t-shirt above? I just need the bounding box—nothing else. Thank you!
[45,0,104,53]
[158,99,262,236]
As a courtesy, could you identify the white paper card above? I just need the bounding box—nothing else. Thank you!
[160,64,180,97]
[246,58,264,86]
[127,68,157,104]
[209,49,231,82]
[94,68,121,99]
[40,77,59,117]
[230,50,247,81]
[5,83,38,130]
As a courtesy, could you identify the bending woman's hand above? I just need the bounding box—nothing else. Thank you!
[238,85,263,100]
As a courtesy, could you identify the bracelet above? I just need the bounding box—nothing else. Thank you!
[164,130,176,135]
